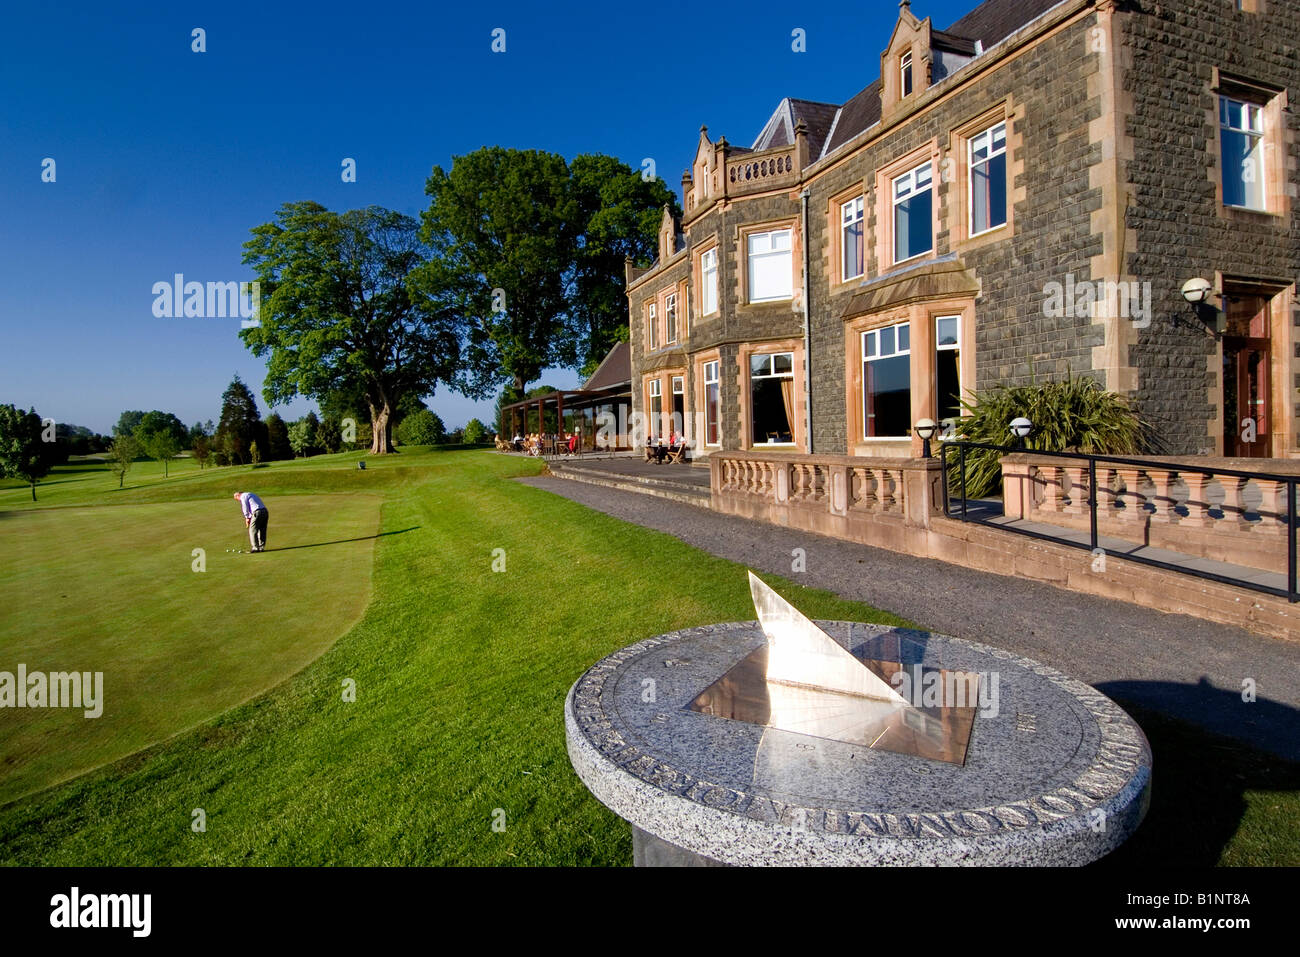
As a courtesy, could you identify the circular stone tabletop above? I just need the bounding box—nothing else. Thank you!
[565,622,1151,866]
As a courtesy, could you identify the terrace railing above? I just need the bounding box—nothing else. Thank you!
[942,441,1300,603]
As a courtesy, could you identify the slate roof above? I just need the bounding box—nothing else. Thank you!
[751,98,841,159]
[813,0,1067,161]
[582,342,631,392]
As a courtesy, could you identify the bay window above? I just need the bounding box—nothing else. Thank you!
[935,315,962,427]
[863,323,911,438]
[703,360,720,446]
[750,352,795,445]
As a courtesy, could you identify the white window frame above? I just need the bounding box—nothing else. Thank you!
[1219,95,1266,211]
[647,303,658,351]
[648,378,663,438]
[892,162,934,265]
[701,247,719,316]
[968,121,1008,237]
[841,197,865,281]
[666,292,678,344]
[861,321,911,440]
[703,360,721,447]
[750,352,796,447]
[935,315,962,430]
[746,228,794,303]
[901,51,913,97]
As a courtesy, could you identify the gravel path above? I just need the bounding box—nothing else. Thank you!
[520,475,1300,760]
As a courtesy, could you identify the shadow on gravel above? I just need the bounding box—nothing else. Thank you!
[1096,679,1300,866]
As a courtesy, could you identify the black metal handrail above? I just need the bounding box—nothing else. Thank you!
[940,440,1298,603]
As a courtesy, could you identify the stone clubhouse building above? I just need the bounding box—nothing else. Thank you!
[626,0,1300,461]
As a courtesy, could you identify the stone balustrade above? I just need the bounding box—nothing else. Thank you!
[724,147,798,195]
[711,451,943,544]
[1000,453,1300,574]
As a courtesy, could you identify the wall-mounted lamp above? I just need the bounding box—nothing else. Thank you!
[1181,278,1226,337]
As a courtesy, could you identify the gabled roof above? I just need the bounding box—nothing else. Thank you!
[582,342,631,392]
[819,81,883,160]
[816,0,1067,162]
[751,97,840,159]
[945,0,1064,47]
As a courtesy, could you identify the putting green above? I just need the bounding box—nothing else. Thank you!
[0,493,383,804]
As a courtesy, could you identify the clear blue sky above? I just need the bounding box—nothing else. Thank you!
[0,0,977,435]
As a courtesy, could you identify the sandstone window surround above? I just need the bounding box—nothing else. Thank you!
[948,101,1023,251]
[892,161,935,264]
[645,375,663,439]
[736,338,807,452]
[827,182,871,291]
[1208,70,1290,220]
[671,375,686,439]
[694,350,723,448]
[843,293,976,457]
[875,141,940,271]
[694,242,720,318]
[739,220,800,305]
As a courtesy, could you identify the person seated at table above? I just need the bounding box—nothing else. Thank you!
[568,431,579,454]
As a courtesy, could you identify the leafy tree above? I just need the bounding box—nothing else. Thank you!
[49,423,99,462]
[192,433,212,469]
[568,154,676,367]
[215,375,263,465]
[317,416,343,454]
[288,414,320,458]
[135,425,180,477]
[133,411,187,477]
[106,435,139,489]
[265,413,292,461]
[189,419,215,444]
[463,418,489,445]
[397,409,446,446]
[0,405,53,501]
[136,411,188,446]
[416,148,675,398]
[250,440,261,466]
[242,202,463,454]
[113,410,146,438]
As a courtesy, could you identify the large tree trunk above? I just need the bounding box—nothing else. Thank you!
[369,400,395,454]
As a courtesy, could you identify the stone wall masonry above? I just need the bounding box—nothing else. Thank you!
[806,14,1107,455]
[1121,1,1300,454]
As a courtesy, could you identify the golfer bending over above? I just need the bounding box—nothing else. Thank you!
[233,491,269,552]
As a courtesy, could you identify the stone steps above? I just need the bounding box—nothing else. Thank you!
[546,462,712,508]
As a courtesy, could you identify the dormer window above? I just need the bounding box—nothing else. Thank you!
[901,52,914,97]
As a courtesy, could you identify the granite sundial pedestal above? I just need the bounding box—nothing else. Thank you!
[565,573,1151,866]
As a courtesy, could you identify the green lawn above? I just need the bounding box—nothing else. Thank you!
[0,449,1295,865]
[0,494,382,804]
